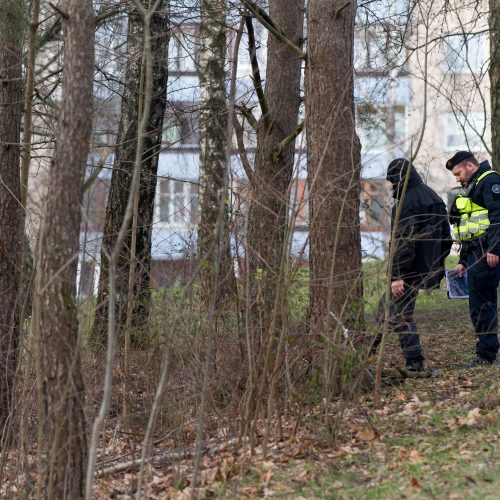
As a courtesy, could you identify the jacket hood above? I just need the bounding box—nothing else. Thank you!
[386,158,423,198]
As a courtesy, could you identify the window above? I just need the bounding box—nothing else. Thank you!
[162,110,199,147]
[168,26,198,72]
[354,28,406,72]
[156,179,199,226]
[443,34,484,75]
[290,179,309,226]
[357,106,406,153]
[361,180,390,228]
[443,111,488,151]
[162,116,182,145]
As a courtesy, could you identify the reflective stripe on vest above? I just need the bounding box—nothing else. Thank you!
[453,170,496,241]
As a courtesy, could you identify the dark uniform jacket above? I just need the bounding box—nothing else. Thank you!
[451,161,500,265]
[387,162,452,289]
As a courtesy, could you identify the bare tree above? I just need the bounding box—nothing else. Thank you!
[0,0,25,437]
[33,0,94,496]
[245,0,305,338]
[490,0,500,169]
[307,0,363,344]
[198,0,235,307]
[92,0,169,345]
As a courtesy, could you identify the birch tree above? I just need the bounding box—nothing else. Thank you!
[0,0,24,436]
[197,0,234,307]
[33,0,94,496]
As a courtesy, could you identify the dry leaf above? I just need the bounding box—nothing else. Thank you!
[410,477,421,489]
[483,413,498,425]
[354,426,376,442]
[458,408,481,426]
[394,388,408,401]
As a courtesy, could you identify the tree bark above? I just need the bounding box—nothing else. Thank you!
[92,2,168,345]
[198,0,235,306]
[490,0,500,170]
[307,0,364,337]
[33,0,94,497]
[246,0,304,338]
[0,0,24,436]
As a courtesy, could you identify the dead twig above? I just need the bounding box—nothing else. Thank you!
[97,438,241,478]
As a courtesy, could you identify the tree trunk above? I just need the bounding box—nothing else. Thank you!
[0,0,24,436]
[92,3,168,345]
[246,0,304,338]
[491,0,500,170]
[198,0,234,306]
[307,0,363,338]
[33,0,94,497]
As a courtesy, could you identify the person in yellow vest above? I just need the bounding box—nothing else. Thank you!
[447,151,500,366]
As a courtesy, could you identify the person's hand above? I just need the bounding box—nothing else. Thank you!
[455,263,467,277]
[391,279,405,298]
[486,252,499,268]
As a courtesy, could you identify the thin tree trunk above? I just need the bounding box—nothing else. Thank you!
[198,0,235,306]
[307,0,363,340]
[491,0,500,170]
[33,0,94,496]
[18,0,40,328]
[246,0,304,338]
[92,2,168,345]
[0,0,24,438]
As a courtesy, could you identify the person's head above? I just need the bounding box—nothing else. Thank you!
[386,158,422,198]
[386,158,411,187]
[445,151,479,187]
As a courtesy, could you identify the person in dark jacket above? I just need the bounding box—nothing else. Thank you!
[446,151,500,366]
[374,158,452,371]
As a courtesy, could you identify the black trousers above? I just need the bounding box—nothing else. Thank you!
[465,246,500,362]
[375,286,424,363]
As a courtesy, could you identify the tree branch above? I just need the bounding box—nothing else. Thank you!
[272,121,304,162]
[241,0,306,60]
[233,114,253,182]
[334,1,351,18]
[48,2,68,20]
[235,104,258,130]
[97,438,242,478]
[83,152,110,192]
[95,6,123,24]
[36,6,123,52]
[245,15,268,122]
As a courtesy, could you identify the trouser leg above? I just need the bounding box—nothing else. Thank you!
[376,286,423,363]
[466,253,500,362]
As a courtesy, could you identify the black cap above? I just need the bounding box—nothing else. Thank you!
[446,151,474,170]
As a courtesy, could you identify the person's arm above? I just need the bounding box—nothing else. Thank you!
[391,212,417,281]
[481,175,500,266]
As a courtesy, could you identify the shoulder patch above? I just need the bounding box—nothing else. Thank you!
[492,184,500,194]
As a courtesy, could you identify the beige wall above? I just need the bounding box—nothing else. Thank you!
[405,0,491,201]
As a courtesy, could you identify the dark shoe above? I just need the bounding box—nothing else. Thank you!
[463,357,498,368]
[405,359,426,372]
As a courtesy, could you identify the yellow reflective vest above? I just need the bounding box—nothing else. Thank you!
[452,170,496,241]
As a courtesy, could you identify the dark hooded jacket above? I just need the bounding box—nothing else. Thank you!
[387,159,452,288]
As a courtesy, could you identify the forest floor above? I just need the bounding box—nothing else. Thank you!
[2,272,500,499]
[91,284,500,499]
